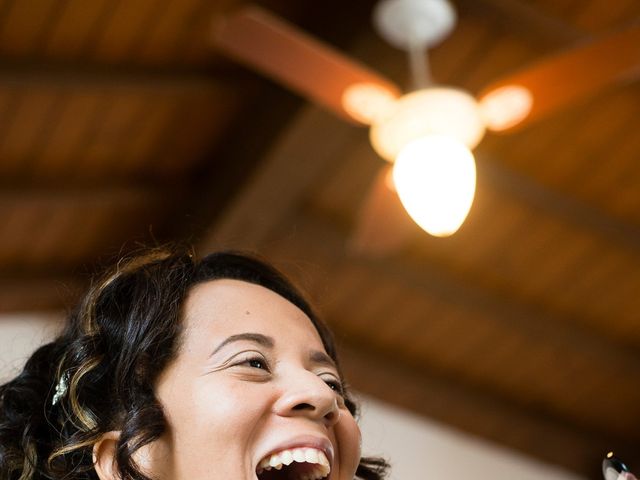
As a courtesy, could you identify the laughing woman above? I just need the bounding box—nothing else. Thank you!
[0,247,389,480]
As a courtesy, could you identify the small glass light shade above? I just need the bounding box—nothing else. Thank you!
[370,87,485,162]
[478,84,533,131]
[392,135,476,237]
[342,82,398,125]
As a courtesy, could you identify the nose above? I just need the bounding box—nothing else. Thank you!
[273,371,341,427]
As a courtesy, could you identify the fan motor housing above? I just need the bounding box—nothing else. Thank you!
[373,0,457,51]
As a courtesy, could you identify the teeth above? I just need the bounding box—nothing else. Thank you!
[293,449,306,463]
[281,450,294,465]
[258,448,330,479]
[305,449,319,463]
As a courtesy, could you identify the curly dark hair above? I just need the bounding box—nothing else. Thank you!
[0,246,389,480]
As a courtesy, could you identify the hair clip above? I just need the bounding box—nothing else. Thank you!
[52,372,70,406]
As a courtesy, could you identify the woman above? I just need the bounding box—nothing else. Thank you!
[0,246,389,480]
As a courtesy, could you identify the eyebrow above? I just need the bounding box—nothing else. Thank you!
[210,333,275,358]
[309,350,338,371]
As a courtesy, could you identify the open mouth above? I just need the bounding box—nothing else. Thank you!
[256,447,330,480]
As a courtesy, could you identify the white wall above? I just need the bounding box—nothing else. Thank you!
[0,313,63,382]
[0,314,585,480]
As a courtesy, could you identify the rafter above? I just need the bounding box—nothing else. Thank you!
[0,274,83,313]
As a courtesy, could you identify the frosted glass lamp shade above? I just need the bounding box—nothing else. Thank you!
[392,135,476,237]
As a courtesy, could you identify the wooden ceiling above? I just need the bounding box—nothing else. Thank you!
[2,0,640,477]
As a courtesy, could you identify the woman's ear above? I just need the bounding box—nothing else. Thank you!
[93,431,120,480]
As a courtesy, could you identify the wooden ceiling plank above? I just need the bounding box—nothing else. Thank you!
[133,0,204,64]
[43,0,111,59]
[419,185,527,270]
[457,0,584,46]
[0,202,46,268]
[22,202,82,271]
[0,88,20,177]
[0,182,171,270]
[317,263,372,330]
[409,305,500,373]
[430,17,494,84]
[90,0,165,64]
[336,275,406,336]
[31,90,104,177]
[520,227,598,302]
[366,289,443,352]
[0,0,58,56]
[79,90,148,179]
[577,252,640,334]
[457,32,534,93]
[485,106,579,174]
[55,203,111,266]
[573,0,640,32]
[0,88,63,175]
[542,90,640,188]
[116,93,180,176]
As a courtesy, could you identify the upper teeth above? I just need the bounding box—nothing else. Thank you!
[257,447,330,479]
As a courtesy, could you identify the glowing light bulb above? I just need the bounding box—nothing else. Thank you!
[392,135,476,237]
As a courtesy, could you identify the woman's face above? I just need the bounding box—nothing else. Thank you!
[147,279,361,480]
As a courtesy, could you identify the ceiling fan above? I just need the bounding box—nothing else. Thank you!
[214,0,640,254]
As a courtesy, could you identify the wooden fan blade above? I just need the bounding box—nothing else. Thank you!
[214,5,401,124]
[478,23,640,132]
[349,165,416,256]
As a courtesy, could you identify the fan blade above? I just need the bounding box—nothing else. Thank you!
[214,5,401,124]
[350,165,416,256]
[478,23,640,132]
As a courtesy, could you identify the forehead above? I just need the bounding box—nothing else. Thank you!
[182,279,324,347]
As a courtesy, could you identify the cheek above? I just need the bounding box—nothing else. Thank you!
[167,379,272,442]
[156,377,276,477]
[335,411,362,479]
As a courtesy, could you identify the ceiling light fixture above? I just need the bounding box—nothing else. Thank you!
[364,0,484,236]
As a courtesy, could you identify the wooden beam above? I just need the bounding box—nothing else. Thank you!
[0,184,165,207]
[0,274,83,313]
[0,59,240,92]
[200,105,366,250]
